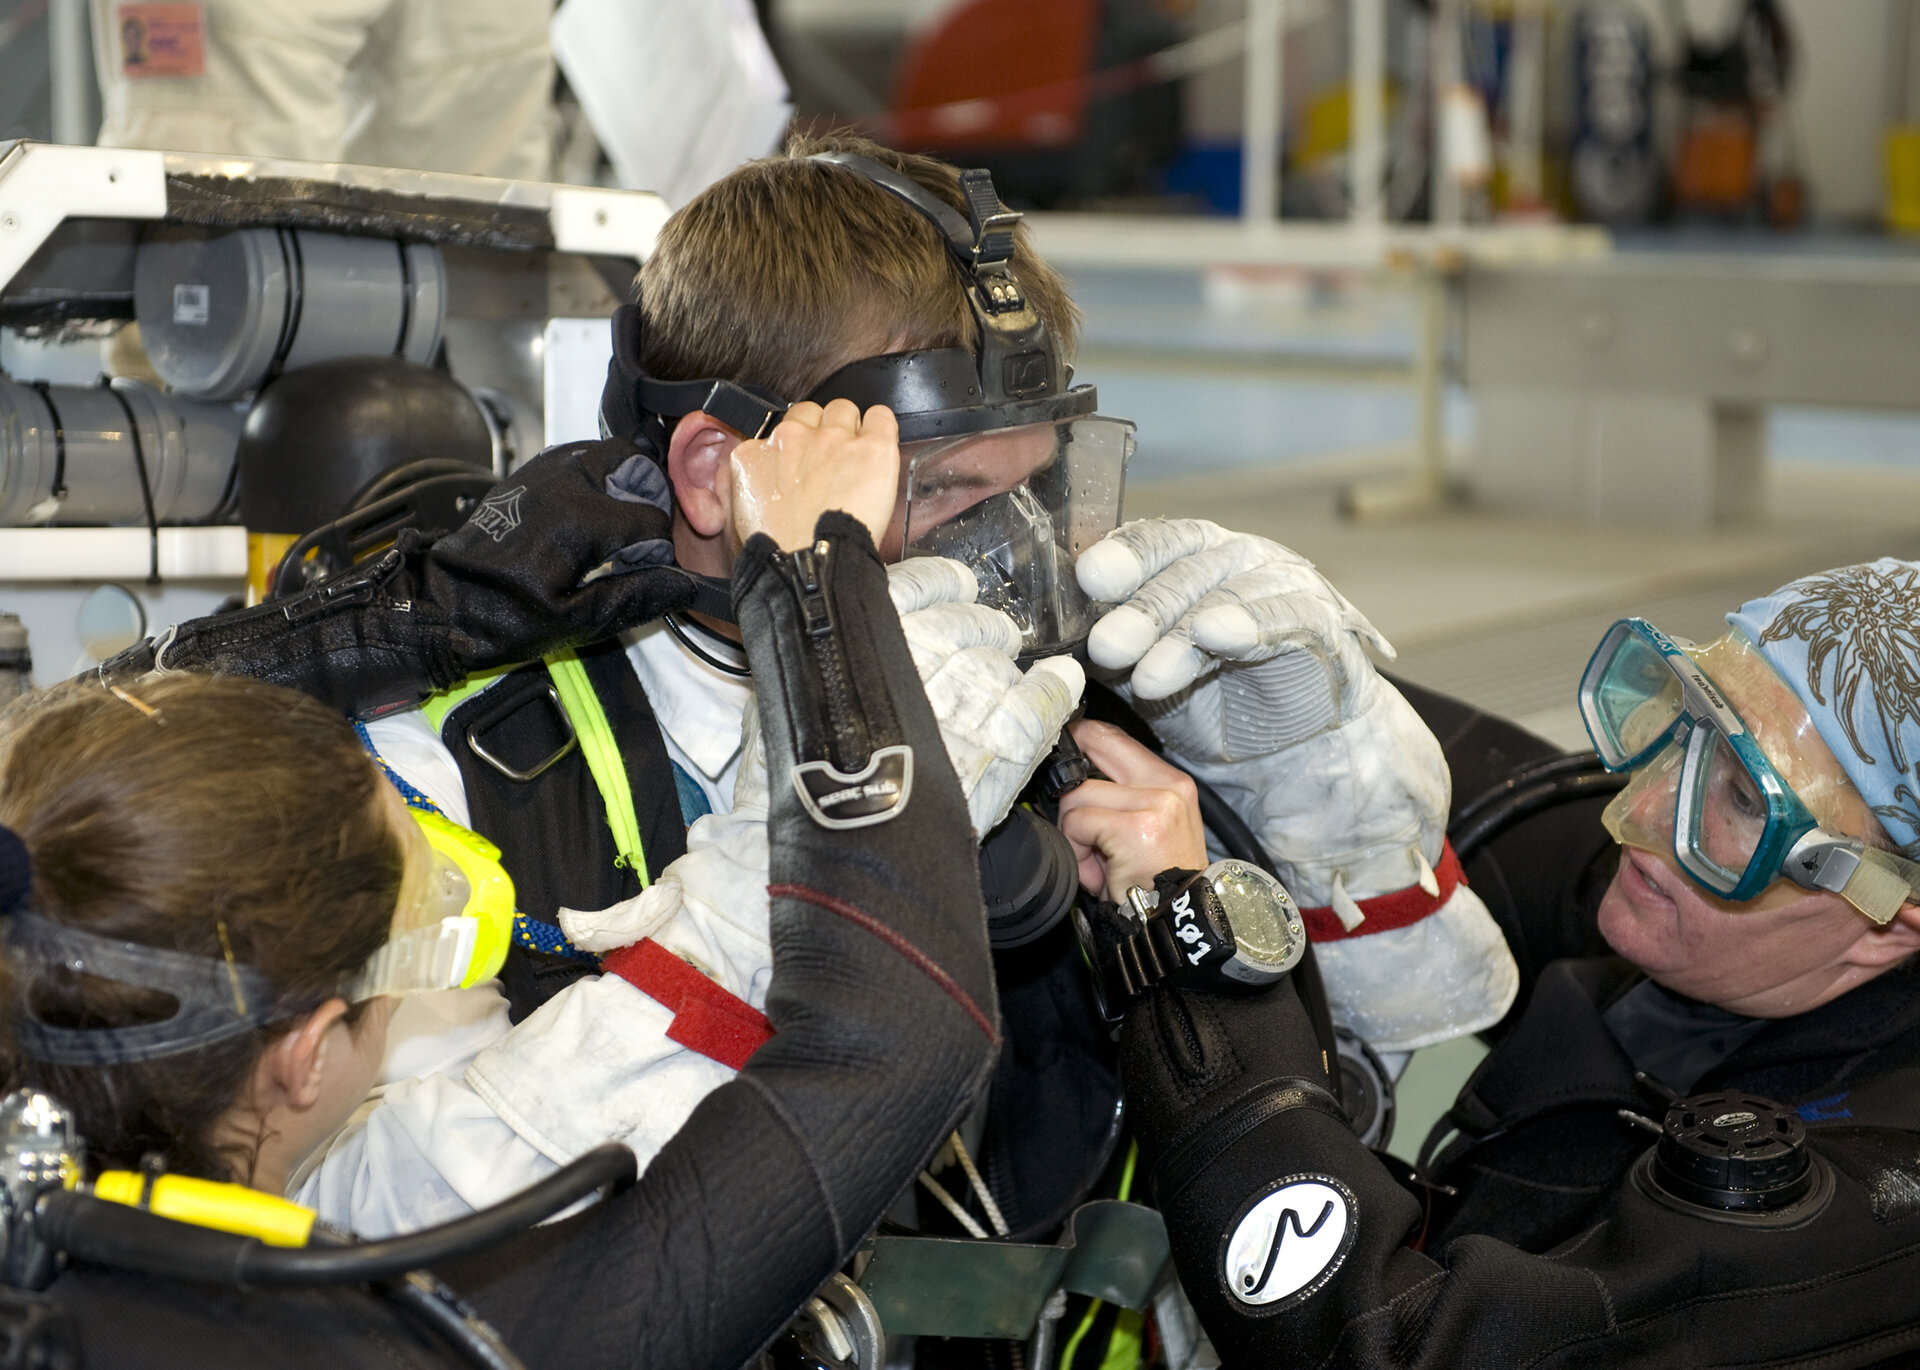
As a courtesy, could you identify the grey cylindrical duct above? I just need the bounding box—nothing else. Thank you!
[0,615,29,705]
[0,378,244,526]
[133,226,447,401]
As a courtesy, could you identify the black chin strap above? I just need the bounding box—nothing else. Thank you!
[686,572,737,624]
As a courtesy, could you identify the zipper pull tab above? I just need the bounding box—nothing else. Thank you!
[792,542,834,637]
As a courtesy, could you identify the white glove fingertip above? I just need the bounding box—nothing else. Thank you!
[1189,603,1262,659]
[1027,654,1086,720]
[1087,605,1158,670]
[887,556,978,614]
[1132,637,1206,701]
[1075,537,1146,602]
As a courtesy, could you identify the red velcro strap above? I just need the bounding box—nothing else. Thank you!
[600,937,774,1071]
[1296,840,1467,944]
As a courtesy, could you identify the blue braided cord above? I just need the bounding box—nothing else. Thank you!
[353,720,597,965]
[352,719,443,814]
[514,914,596,961]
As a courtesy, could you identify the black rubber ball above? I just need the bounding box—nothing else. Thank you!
[236,357,492,535]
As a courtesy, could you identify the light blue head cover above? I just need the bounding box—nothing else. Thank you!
[1726,558,1920,858]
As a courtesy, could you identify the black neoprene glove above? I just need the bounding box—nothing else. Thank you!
[1120,949,1430,1367]
[1118,967,1343,1213]
[102,438,696,716]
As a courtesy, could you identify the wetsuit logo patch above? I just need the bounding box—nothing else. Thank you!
[793,745,913,829]
[1223,1177,1354,1308]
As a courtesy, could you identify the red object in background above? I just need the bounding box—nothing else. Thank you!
[887,0,1100,150]
[1674,107,1757,209]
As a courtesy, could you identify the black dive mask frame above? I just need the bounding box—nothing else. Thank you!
[604,154,1098,450]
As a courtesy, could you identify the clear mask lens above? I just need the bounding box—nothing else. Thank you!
[1596,626,1884,906]
[1602,735,1769,898]
[902,417,1132,656]
[1687,727,1774,884]
[347,809,515,1000]
[1588,628,1686,764]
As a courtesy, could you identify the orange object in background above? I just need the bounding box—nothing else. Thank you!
[1673,107,1757,209]
[886,0,1100,151]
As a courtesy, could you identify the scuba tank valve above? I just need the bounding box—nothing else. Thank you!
[0,1091,81,1292]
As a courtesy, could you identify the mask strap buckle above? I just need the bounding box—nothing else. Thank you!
[1783,832,1920,924]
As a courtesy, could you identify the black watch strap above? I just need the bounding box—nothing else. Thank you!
[1108,868,1220,1000]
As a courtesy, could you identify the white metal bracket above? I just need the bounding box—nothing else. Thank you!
[0,143,168,294]
[550,185,669,260]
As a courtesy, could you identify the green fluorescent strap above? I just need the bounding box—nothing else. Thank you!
[1058,1139,1143,1370]
[544,649,650,889]
[421,663,515,734]
[1099,1308,1144,1370]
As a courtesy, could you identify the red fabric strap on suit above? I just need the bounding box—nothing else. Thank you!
[600,937,774,1071]
[1296,840,1467,944]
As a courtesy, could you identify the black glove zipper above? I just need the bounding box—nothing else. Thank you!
[789,543,867,769]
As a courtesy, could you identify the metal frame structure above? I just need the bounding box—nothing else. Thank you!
[0,140,667,584]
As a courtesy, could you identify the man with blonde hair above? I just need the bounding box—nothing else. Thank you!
[136,132,1517,1293]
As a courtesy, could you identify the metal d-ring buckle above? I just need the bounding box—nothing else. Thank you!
[465,681,578,782]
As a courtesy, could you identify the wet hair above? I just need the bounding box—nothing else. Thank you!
[637,130,1081,402]
[0,674,402,1181]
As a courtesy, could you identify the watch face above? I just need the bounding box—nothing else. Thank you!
[1212,862,1302,972]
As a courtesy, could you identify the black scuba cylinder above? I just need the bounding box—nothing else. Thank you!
[237,358,494,539]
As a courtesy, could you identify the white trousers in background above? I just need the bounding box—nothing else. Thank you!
[90,0,555,180]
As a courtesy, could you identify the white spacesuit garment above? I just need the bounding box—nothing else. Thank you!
[293,563,1082,1237]
[1080,519,1518,1053]
[90,0,555,180]
[290,803,772,1237]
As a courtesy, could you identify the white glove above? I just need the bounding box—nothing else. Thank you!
[1078,518,1516,1050]
[1078,518,1393,764]
[1076,518,1426,894]
[469,806,775,1170]
[734,556,1084,836]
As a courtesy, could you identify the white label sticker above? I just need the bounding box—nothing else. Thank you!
[1224,1179,1352,1306]
[172,282,209,325]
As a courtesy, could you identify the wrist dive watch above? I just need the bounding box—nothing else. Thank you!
[1078,859,1307,1020]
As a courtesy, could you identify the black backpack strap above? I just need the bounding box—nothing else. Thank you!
[441,637,688,1020]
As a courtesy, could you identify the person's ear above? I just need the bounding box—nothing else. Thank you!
[1844,901,1920,972]
[666,412,744,539]
[261,998,352,1112]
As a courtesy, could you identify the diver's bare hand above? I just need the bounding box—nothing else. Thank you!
[1056,719,1209,904]
[730,399,900,552]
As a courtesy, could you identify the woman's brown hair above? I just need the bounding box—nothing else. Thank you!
[0,673,402,1181]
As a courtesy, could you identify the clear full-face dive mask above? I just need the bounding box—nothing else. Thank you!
[901,416,1132,656]
[1579,618,1920,923]
[605,155,1135,645]
[6,808,515,1066]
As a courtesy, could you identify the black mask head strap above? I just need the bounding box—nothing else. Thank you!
[0,826,289,1066]
[603,156,1075,447]
[803,152,1069,420]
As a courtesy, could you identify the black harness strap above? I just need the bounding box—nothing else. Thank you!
[442,637,688,1021]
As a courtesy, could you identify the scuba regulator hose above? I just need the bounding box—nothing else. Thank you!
[35,1142,635,1288]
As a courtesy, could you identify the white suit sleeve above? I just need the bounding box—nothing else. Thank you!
[296,804,778,1240]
